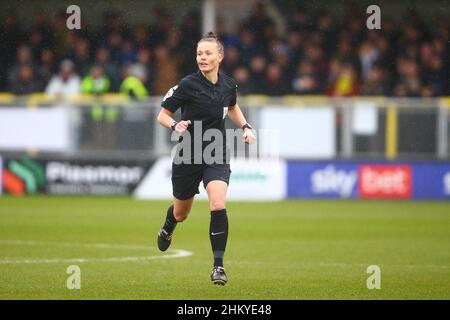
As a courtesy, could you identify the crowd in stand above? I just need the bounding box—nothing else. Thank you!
[0,3,448,98]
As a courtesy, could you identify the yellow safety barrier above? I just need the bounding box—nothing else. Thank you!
[27,93,56,107]
[0,93,446,110]
[385,104,398,160]
[0,92,16,104]
[101,93,130,105]
[444,97,450,108]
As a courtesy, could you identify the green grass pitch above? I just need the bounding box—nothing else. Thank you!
[0,196,449,299]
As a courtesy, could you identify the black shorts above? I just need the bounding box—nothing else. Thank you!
[172,163,231,200]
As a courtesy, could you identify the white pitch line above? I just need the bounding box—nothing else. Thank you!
[0,240,154,251]
[225,260,450,270]
[318,262,450,270]
[0,240,193,264]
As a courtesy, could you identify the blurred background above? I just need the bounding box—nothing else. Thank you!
[0,0,449,200]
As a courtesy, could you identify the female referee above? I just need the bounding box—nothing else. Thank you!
[156,32,256,285]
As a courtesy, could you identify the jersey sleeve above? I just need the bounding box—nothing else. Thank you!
[229,83,238,107]
[161,80,190,113]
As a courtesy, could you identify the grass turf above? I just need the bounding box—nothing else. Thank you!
[0,196,449,299]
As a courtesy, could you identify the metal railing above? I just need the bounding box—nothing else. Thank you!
[0,93,449,161]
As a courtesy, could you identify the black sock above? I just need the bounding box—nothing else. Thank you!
[209,209,228,267]
[163,205,177,234]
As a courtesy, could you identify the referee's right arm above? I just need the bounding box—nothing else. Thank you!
[157,108,190,133]
[159,82,190,133]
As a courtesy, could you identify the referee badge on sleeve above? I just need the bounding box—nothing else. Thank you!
[223,107,228,119]
[163,85,178,102]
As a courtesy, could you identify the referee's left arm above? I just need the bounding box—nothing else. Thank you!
[228,103,256,144]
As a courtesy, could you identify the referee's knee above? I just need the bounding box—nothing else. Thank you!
[174,211,189,222]
[210,201,226,212]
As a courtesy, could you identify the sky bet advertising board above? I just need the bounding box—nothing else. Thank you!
[287,162,450,200]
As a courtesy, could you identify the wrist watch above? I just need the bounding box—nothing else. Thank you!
[242,123,253,131]
[171,121,178,131]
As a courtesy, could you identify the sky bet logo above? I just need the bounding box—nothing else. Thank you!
[311,165,357,198]
[359,165,412,199]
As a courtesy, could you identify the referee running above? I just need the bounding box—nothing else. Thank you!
[156,32,256,285]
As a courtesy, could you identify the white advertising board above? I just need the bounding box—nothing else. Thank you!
[259,107,336,159]
[134,157,286,201]
[0,107,71,152]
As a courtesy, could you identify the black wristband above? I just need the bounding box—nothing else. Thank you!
[242,123,253,130]
[171,121,178,131]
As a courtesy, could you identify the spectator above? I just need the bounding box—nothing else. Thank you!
[292,60,321,94]
[290,6,310,31]
[45,59,81,97]
[303,43,327,81]
[395,58,421,96]
[423,55,445,95]
[0,12,22,67]
[233,66,257,95]
[244,1,275,47]
[149,8,172,47]
[81,65,110,95]
[52,10,73,57]
[248,55,268,94]
[361,65,390,95]
[107,31,124,63]
[327,63,359,97]
[221,46,241,75]
[152,45,178,95]
[333,37,357,65]
[166,28,191,75]
[119,39,137,65]
[420,85,435,97]
[133,24,150,48]
[264,63,291,96]
[181,11,201,46]
[239,30,263,64]
[9,65,41,95]
[374,35,395,68]
[270,40,291,71]
[393,83,408,97]
[38,48,56,87]
[94,47,120,91]
[7,45,35,90]
[286,30,303,64]
[136,47,154,92]
[28,29,45,63]
[71,37,92,76]
[358,40,379,81]
[120,63,149,100]
[32,9,54,48]
[0,3,447,97]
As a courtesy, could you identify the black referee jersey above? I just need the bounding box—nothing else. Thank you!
[161,71,238,164]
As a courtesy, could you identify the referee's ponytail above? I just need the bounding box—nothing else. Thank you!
[198,31,224,55]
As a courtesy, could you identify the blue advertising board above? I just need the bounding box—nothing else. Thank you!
[412,164,450,199]
[287,162,359,199]
[287,161,450,200]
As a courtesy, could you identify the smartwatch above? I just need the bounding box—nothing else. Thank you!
[242,123,253,131]
[171,121,178,131]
